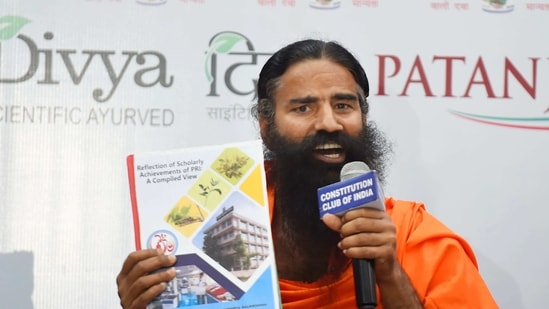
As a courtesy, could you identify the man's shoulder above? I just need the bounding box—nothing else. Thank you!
[386,197,470,248]
[385,197,426,217]
[385,197,441,235]
[386,198,480,270]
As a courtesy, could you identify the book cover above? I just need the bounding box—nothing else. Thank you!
[127,140,281,309]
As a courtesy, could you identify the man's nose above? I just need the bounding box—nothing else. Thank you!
[314,105,343,132]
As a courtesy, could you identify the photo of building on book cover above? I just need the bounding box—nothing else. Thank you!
[127,140,281,309]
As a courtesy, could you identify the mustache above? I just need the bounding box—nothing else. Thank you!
[264,121,392,183]
[286,131,358,153]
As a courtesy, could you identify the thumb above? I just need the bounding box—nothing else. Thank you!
[321,213,343,232]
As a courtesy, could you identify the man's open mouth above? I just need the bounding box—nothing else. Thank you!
[313,143,345,161]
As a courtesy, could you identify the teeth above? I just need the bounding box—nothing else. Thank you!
[323,153,341,158]
[315,143,342,150]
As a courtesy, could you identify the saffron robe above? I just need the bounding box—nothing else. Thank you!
[266,166,498,308]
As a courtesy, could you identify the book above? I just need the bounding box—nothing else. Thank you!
[127,140,281,309]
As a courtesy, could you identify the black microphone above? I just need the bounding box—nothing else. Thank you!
[341,162,380,309]
[317,161,384,309]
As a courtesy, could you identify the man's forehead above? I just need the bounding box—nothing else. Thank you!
[277,61,356,90]
[283,58,348,76]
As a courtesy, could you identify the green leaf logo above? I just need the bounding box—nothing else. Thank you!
[0,16,31,40]
[204,32,246,83]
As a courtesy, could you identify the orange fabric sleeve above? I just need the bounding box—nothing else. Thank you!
[391,198,498,308]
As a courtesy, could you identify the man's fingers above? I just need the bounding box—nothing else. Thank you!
[341,217,390,236]
[125,252,176,284]
[127,282,167,309]
[340,231,389,248]
[117,250,177,309]
[121,268,177,309]
[118,249,163,279]
[341,208,385,222]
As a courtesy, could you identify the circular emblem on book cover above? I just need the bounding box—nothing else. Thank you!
[147,230,178,254]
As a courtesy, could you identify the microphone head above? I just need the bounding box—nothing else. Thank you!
[340,161,371,181]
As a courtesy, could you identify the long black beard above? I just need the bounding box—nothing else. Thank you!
[266,122,391,281]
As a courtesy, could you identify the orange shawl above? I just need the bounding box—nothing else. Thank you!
[266,165,498,308]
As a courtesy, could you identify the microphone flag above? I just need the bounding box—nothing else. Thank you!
[317,169,384,218]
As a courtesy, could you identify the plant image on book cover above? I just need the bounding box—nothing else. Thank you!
[149,147,274,308]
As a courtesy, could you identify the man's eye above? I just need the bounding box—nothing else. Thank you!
[335,103,351,110]
[296,105,309,112]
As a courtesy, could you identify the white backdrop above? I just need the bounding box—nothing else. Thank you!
[1,0,548,308]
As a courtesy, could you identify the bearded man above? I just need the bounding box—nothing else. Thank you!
[116,39,498,309]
